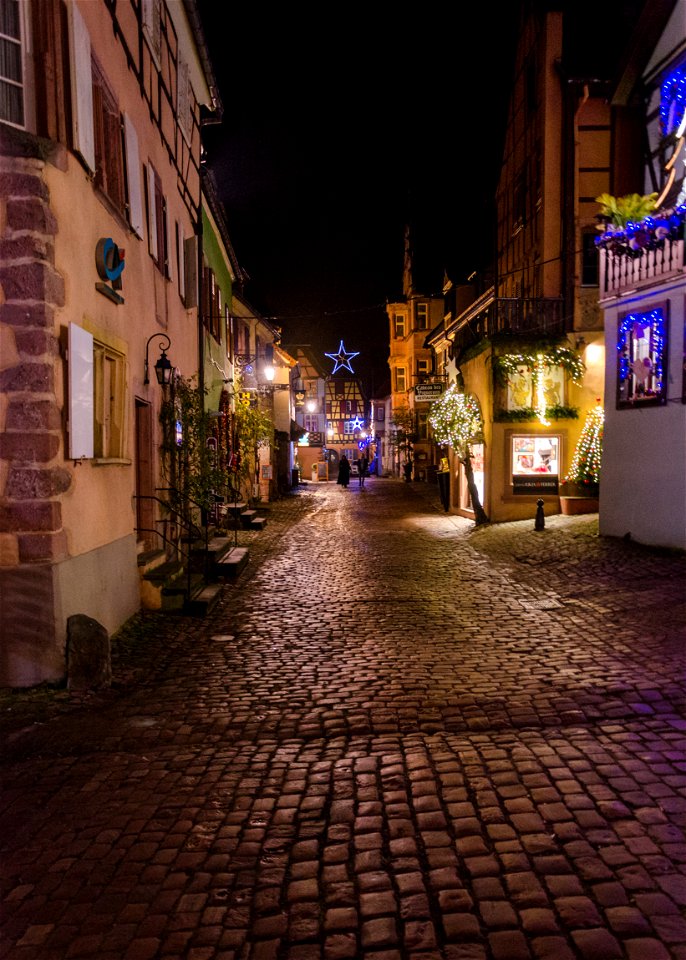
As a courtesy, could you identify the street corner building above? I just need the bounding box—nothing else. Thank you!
[0,0,219,686]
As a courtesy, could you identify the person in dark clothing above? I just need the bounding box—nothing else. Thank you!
[403,460,413,482]
[337,455,351,488]
[358,454,369,488]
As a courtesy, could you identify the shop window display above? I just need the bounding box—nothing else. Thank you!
[511,434,560,494]
[617,305,668,408]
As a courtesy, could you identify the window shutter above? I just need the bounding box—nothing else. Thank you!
[68,323,94,459]
[123,114,144,236]
[177,56,191,144]
[176,222,185,300]
[165,203,173,280]
[141,0,161,66]
[146,163,158,260]
[67,1,95,172]
[184,235,198,307]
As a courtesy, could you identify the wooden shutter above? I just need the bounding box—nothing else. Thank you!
[123,115,144,236]
[67,1,94,172]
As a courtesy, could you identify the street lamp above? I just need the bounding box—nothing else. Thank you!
[144,333,173,386]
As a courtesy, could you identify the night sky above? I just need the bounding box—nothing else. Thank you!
[195,4,521,393]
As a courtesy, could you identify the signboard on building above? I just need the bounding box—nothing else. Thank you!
[414,383,445,402]
[512,475,559,495]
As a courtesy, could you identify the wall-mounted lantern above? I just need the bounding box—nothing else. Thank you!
[144,333,173,386]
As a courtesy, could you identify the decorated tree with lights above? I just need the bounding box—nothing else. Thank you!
[429,386,489,525]
[564,402,604,492]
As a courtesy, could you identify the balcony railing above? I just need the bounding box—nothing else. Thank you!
[451,297,566,358]
[598,236,685,299]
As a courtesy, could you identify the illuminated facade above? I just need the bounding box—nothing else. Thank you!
[0,0,218,685]
[427,6,612,522]
[386,229,444,479]
[597,1,686,549]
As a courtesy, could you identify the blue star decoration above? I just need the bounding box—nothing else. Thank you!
[325,339,360,374]
[350,416,364,431]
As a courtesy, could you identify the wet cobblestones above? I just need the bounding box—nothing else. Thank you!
[1,479,685,959]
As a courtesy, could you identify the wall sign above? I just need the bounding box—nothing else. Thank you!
[95,237,125,304]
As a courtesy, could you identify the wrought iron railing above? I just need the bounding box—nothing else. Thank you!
[451,297,567,358]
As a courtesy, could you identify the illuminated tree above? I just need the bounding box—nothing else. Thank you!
[429,386,489,524]
[564,402,604,491]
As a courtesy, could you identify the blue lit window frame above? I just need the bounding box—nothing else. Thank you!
[616,304,669,409]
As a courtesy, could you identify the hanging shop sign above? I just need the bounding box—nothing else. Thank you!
[414,383,445,402]
[95,237,125,304]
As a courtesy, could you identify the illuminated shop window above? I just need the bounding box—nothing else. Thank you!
[507,364,564,411]
[511,434,560,494]
[617,306,668,408]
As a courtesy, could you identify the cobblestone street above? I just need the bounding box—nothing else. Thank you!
[1,478,685,960]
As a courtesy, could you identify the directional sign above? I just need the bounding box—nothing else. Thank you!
[414,383,445,402]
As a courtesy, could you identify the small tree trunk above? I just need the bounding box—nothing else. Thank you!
[460,449,489,525]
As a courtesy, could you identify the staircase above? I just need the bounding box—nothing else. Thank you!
[135,492,267,617]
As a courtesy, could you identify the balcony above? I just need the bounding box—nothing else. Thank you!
[450,296,566,358]
[598,235,685,299]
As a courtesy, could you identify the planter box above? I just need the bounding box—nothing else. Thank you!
[559,496,599,515]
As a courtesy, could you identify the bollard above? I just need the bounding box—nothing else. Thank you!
[534,498,545,531]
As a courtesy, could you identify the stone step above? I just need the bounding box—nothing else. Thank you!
[185,583,223,617]
[215,547,249,579]
[240,509,258,527]
[136,549,167,575]
[250,517,267,531]
[142,560,184,584]
[224,502,248,517]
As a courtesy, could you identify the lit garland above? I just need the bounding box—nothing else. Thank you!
[428,385,483,452]
[564,402,604,487]
[661,66,686,137]
[617,308,666,398]
[595,203,686,257]
[494,348,584,426]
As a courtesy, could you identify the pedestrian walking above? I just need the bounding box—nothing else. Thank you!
[358,453,369,488]
[337,455,351,488]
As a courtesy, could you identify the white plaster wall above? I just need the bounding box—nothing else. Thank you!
[600,286,686,550]
[54,533,141,642]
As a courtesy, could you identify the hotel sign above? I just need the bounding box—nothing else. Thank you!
[414,383,445,402]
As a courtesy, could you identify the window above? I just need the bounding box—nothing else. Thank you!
[93,340,126,459]
[511,434,560,494]
[617,305,668,408]
[375,406,385,422]
[416,358,430,379]
[581,231,599,286]
[304,415,318,433]
[417,412,428,440]
[393,313,405,338]
[395,367,406,393]
[0,0,30,128]
[506,364,565,411]
[415,303,428,330]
